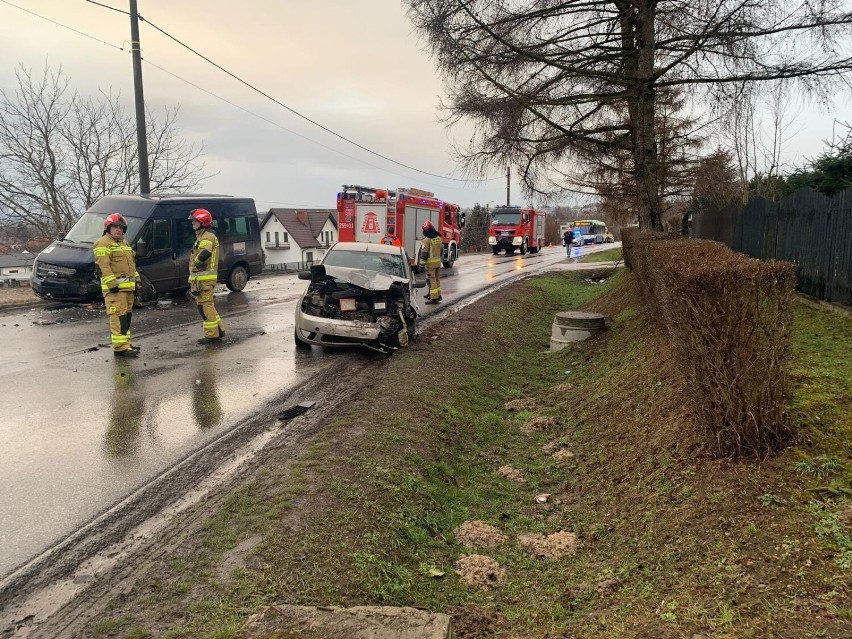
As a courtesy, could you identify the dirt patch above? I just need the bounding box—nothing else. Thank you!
[520,415,558,433]
[552,382,574,393]
[453,521,508,549]
[517,531,579,559]
[447,604,504,639]
[552,448,575,461]
[504,398,537,412]
[454,555,506,590]
[216,534,263,583]
[496,465,526,482]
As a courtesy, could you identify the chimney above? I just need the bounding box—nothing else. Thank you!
[296,210,307,225]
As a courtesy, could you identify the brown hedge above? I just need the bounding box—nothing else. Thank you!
[630,234,797,457]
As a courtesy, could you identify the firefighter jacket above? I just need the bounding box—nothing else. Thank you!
[93,235,139,293]
[189,229,220,283]
[419,230,442,268]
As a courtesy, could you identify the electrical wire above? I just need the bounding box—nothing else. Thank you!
[8,0,499,189]
[136,14,496,183]
[0,0,123,50]
[83,0,128,16]
[143,57,457,188]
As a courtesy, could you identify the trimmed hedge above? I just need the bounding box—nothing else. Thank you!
[627,232,797,457]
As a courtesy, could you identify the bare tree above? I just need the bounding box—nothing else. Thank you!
[405,0,852,230]
[720,82,801,203]
[0,64,207,239]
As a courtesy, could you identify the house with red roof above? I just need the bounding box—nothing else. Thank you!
[259,209,338,269]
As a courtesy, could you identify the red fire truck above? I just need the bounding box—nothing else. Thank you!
[488,205,547,256]
[336,185,465,268]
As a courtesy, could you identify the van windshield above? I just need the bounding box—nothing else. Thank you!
[64,213,145,244]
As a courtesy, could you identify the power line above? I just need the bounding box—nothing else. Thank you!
[8,0,498,188]
[143,57,459,189]
[0,0,123,50]
[83,0,128,16]
[136,14,496,183]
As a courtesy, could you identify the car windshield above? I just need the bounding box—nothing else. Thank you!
[323,248,406,279]
[64,212,145,244]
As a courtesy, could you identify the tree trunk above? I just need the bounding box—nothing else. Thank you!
[626,1,663,231]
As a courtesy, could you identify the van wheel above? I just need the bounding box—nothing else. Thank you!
[226,265,248,292]
[134,274,157,307]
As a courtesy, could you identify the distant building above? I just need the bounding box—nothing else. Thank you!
[259,209,338,269]
[0,251,35,284]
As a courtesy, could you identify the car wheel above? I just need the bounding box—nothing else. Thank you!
[226,265,248,292]
[294,327,312,349]
[134,274,157,307]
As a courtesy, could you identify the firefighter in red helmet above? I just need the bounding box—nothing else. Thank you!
[93,213,141,357]
[419,219,443,304]
[188,208,225,343]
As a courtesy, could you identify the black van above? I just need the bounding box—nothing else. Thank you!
[31,194,264,303]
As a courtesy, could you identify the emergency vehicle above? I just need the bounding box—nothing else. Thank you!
[336,185,465,269]
[488,205,547,255]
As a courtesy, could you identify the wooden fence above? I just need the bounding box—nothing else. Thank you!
[691,188,852,306]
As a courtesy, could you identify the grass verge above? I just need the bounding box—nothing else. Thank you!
[89,271,851,639]
[579,247,622,263]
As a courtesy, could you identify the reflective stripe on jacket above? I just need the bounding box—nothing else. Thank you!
[189,229,220,282]
[93,236,138,292]
[419,236,442,268]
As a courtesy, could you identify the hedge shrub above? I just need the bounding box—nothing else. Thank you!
[628,233,797,457]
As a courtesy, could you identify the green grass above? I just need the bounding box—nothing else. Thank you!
[579,247,622,262]
[91,272,852,638]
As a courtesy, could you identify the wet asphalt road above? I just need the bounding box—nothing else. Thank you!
[0,244,616,578]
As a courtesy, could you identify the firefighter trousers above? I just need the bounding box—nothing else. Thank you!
[426,266,441,300]
[195,280,224,338]
[104,290,135,351]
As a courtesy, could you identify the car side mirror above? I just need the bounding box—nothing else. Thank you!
[413,276,427,289]
[459,213,466,227]
[135,239,147,257]
[297,270,312,280]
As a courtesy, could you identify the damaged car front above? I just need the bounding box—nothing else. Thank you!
[294,243,425,353]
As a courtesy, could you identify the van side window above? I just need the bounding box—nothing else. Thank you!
[225,216,251,241]
[137,218,170,256]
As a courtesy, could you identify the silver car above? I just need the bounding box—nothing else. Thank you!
[294,242,426,353]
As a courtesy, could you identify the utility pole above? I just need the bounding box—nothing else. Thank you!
[506,166,510,206]
[129,0,150,195]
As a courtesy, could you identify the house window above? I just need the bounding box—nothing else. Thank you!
[282,232,289,243]
[306,251,313,263]
[266,231,270,242]
[274,231,279,246]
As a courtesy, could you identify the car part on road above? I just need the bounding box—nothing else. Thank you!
[278,401,316,420]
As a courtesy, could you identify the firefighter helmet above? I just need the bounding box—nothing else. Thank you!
[189,208,213,227]
[422,219,434,232]
[104,213,128,231]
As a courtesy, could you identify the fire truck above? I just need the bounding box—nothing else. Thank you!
[488,205,547,255]
[336,185,465,269]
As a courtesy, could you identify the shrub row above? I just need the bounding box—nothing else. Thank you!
[624,231,797,457]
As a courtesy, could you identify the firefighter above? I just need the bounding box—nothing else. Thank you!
[419,219,443,304]
[93,213,140,357]
[188,208,225,343]
[381,234,402,247]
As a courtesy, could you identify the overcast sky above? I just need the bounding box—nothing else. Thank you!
[0,0,848,213]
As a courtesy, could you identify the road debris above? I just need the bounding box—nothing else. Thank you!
[278,401,317,420]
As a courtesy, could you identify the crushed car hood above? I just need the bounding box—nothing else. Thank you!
[320,265,409,291]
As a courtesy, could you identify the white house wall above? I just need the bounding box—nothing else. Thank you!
[261,216,301,266]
